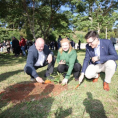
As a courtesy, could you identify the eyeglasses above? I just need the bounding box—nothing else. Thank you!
[87,38,96,45]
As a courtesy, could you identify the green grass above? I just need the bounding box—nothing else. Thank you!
[0,50,118,118]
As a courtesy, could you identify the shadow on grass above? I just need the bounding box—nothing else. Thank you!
[0,82,53,117]
[0,81,72,118]
[0,53,26,66]
[83,92,107,118]
[55,106,72,118]
[0,69,24,82]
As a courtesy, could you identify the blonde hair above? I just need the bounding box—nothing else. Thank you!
[59,38,73,54]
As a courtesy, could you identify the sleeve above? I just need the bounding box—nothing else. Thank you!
[82,46,90,73]
[100,40,118,63]
[24,50,39,78]
[56,51,60,63]
[65,50,77,79]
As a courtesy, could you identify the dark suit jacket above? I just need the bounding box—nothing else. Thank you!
[24,44,53,78]
[12,38,19,48]
[82,39,118,73]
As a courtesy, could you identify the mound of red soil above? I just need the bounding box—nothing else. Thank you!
[0,82,67,103]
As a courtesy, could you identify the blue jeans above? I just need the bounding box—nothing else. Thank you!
[21,46,26,56]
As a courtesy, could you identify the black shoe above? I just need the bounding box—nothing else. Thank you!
[75,78,79,81]
[46,75,54,80]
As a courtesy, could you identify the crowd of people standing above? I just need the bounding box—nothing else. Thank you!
[0,35,81,56]
[0,36,33,56]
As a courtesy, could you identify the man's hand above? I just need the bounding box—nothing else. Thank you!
[62,78,68,85]
[36,77,44,83]
[59,60,66,64]
[92,56,99,63]
[47,54,52,63]
[78,73,84,84]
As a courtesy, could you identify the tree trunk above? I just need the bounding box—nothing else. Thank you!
[106,26,107,39]
[98,23,100,34]
[22,0,36,41]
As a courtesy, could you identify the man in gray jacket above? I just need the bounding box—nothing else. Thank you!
[24,38,55,83]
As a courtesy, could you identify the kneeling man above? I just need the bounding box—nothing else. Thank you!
[24,38,55,83]
[79,31,118,91]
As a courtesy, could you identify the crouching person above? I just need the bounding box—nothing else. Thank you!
[79,31,118,91]
[56,38,82,85]
[24,38,55,83]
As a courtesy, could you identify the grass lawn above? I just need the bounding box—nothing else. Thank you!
[0,50,118,118]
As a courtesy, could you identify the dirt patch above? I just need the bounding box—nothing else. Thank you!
[0,82,67,103]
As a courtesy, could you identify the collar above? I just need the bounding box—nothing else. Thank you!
[95,39,100,48]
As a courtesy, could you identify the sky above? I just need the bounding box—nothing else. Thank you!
[60,5,118,29]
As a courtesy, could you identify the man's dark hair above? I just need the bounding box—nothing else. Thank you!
[85,31,99,39]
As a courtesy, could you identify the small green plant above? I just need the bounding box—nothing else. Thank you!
[51,72,63,84]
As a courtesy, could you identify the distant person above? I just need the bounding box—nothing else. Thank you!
[24,38,55,83]
[19,39,22,55]
[56,38,82,85]
[2,40,6,52]
[57,35,62,49]
[66,36,70,40]
[78,40,81,50]
[6,40,10,53]
[0,43,3,52]
[10,40,12,52]
[12,37,20,56]
[20,36,26,56]
[27,40,33,51]
[70,40,75,49]
[78,31,118,91]
[110,36,116,47]
[54,41,58,50]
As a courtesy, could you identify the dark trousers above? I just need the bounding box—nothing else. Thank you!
[14,46,20,55]
[57,63,82,79]
[7,47,10,53]
[25,57,55,79]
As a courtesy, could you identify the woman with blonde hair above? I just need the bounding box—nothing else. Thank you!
[56,38,82,85]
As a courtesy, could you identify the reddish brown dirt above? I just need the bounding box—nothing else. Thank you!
[0,82,67,103]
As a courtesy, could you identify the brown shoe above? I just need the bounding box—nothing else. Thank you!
[93,74,100,82]
[103,82,109,91]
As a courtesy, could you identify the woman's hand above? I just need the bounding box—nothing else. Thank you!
[62,78,68,85]
[59,60,65,64]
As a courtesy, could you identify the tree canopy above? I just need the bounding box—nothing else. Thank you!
[0,0,118,42]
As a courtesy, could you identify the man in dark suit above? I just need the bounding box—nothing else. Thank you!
[12,37,20,56]
[79,31,118,91]
[24,38,55,83]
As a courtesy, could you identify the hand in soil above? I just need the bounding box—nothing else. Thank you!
[36,77,44,83]
[62,78,68,85]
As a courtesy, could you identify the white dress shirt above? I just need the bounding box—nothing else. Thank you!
[94,40,100,64]
[35,51,45,66]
